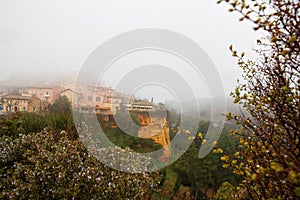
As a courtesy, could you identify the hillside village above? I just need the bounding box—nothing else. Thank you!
[0,80,171,162]
[0,81,155,115]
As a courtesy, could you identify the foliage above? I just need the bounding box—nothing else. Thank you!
[215,182,235,200]
[0,109,163,199]
[0,114,26,139]
[104,128,163,153]
[48,95,71,113]
[218,0,300,198]
[168,122,240,199]
[0,112,74,139]
[152,168,179,200]
[0,130,162,199]
[173,185,194,200]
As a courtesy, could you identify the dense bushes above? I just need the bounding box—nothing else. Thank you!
[0,104,163,199]
[0,104,242,199]
[0,130,162,199]
[0,112,74,139]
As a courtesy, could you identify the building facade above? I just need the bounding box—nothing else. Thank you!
[1,95,42,113]
[19,85,64,104]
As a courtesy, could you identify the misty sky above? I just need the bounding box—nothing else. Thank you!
[0,0,260,101]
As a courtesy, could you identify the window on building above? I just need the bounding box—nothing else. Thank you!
[96,97,101,102]
[33,106,36,112]
[88,96,92,101]
[6,106,9,112]
[23,107,26,112]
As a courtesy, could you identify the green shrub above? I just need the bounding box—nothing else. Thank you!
[0,130,162,199]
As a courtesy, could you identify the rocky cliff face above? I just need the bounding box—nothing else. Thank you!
[135,112,171,162]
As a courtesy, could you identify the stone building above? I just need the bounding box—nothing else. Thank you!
[19,85,64,104]
[1,95,43,113]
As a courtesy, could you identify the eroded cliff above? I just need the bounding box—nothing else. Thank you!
[134,112,171,162]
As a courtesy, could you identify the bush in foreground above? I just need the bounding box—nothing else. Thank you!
[0,130,162,199]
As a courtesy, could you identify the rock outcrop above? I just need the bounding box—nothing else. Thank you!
[134,112,171,162]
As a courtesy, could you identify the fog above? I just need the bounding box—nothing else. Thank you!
[0,0,260,102]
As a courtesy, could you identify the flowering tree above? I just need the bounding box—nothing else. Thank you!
[0,130,162,199]
[218,0,300,198]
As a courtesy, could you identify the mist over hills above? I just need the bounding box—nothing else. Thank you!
[0,70,78,87]
[165,97,241,117]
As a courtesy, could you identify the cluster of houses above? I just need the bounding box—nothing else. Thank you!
[0,82,155,115]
